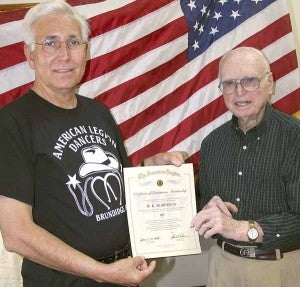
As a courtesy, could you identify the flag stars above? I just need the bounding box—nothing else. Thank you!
[193,21,199,31]
[230,10,241,20]
[198,24,204,34]
[213,11,222,20]
[200,4,207,16]
[192,40,200,51]
[218,0,228,5]
[251,0,263,3]
[187,0,196,11]
[209,26,219,36]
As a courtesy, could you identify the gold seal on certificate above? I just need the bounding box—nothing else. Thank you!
[124,163,201,259]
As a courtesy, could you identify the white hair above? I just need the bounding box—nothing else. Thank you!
[23,0,90,49]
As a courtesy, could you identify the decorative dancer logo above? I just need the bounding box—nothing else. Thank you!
[66,145,122,217]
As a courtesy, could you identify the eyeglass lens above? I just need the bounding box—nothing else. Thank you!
[219,76,260,95]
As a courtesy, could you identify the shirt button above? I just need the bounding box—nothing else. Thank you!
[276,234,280,238]
[238,171,243,176]
[243,145,247,150]
[236,198,240,202]
[257,137,260,141]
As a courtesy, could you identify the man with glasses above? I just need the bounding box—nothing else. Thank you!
[191,47,300,287]
[0,1,185,286]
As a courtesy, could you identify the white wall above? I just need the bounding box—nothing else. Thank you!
[288,0,300,65]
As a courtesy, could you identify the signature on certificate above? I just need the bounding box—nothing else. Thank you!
[170,232,190,240]
[140,236,160,242]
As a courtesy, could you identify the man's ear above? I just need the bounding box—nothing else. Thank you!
[267,72,275,96]
[24,44,35,70]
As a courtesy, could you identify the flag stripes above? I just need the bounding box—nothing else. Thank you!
[0,0,299,170]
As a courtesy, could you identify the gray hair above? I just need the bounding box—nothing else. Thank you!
[23,0,90,49]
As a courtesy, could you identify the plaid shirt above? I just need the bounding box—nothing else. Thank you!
[198,103,300,250]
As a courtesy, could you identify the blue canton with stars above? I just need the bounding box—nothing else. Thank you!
[180,0,277,61]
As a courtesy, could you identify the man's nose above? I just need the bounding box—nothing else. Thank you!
[57,42,71,57]
[235,82,247,96]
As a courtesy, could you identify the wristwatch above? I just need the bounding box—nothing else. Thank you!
[247,220,259,242]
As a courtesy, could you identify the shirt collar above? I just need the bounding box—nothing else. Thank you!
[231,102,274,137]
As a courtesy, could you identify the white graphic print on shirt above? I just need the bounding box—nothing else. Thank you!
[52,125,125,222]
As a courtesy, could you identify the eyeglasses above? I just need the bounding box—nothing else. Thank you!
[218,73,270,95]
[34,39,87,54]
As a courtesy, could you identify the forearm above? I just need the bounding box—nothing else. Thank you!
[4,219,108,282]
[0,197,109,283]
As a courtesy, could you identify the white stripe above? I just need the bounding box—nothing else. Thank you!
[0,62,34,95]
[89,0,184,59]
[0,0,134,47]
[112,28,295,125]
[78,35,187,99]
[272,69,300,103]
[74,0,135,19]
[123,53,299,157]
[171,69,300,158]
[0,0,290,95]
[124,78,221,155]
[0,1,182,93]
[262,33,297,63]
[170,112,232,157]
[0,21,24,48]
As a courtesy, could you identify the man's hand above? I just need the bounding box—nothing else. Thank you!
[143,151,187,167]
[101,256,156,286]
[191,196,245,241]
[202,195,238,217]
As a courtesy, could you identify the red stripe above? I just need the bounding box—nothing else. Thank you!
[0,9,29,25]
[129,96,227,165]
[0,42,25,71]
[271,50,298,81]
[119,57,219,140]
[236,14,292,50]
[130,86,300,166]
[94,50,188,108]
[273,88,300,115]
[89,0,174,37]
[186,152,200,174]
[82,16,187,84]
[0,1,175,70]
[0,83,32,108]
[0,0,105,25]
[118,29,296,140]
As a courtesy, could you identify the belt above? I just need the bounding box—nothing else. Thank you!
[98,244,131,264]
[217,240,283,260]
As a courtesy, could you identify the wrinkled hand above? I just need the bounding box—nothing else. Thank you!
[202,196,238,218]
[191,196,239,240]
[144,151,187,167]
[101,256,156,286]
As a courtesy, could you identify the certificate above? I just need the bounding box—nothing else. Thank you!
[124,163,201,259]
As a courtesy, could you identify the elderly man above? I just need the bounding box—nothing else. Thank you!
[191,47,300,287]
[0,1,185,286]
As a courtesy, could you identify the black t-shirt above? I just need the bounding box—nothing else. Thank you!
[0,90,131,259]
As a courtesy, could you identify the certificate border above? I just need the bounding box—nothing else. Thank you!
[124,163,201,258]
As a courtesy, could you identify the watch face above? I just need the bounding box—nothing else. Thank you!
[248,228,258,240]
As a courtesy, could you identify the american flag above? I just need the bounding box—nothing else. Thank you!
[0,0,299,170]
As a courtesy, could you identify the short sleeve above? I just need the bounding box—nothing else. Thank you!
[0,124,34,205]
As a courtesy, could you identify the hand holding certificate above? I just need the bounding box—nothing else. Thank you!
[124,163,201,259]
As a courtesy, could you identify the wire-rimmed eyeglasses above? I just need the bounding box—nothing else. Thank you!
[218,73,270,95]
[33,39,87,54]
